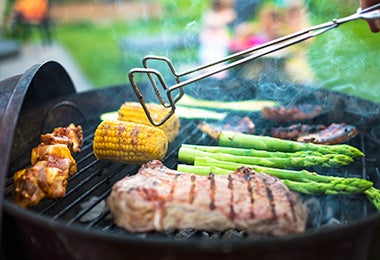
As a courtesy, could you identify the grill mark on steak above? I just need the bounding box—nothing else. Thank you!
[189,175,196,204]
[242,168,256,219]
[209,173,216,210]
[167,174,179,202]
[263,178,277,222]
[228,175,236,220]
[244,171,255,219]
[286,192,298,223]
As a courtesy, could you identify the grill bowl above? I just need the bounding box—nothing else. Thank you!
[1,61,380,259]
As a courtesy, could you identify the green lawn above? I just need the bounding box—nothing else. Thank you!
[53,1,380,104]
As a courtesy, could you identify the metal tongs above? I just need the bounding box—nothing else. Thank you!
[129,4,380,126]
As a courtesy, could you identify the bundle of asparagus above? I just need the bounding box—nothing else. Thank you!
[176,135,380,211]
[176,159,380,211]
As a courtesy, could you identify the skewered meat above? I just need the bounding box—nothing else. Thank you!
[297,123,359,144]
[13,124,83,207]
[107,160,308,235]
[262,104,323,122]
[271,123,327,140]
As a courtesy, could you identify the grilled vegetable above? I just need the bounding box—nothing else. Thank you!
[179,144,354,168]
[117,102,180,142]
[93,120,168,164]
[178,93,279,112]
[219,131,364,159]
[364,187,380,211]
[177,160,373,195]
[177,159,380,211]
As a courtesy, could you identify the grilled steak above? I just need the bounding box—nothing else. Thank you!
[107,160,308,236]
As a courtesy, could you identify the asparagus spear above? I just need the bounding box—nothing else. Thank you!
[177,94,279,112]
[219,131,364,159]
[179,145,354,167]
[178,160,373,195]
[177,164,232,175]
[364,187,380,212]
[182,144,328,158]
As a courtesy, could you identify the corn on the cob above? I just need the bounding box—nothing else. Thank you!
[93,120,168,165]
[117,102,180,142]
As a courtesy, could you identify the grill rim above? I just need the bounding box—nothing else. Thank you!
[3,199,380,248]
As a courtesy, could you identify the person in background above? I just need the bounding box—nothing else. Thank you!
[361,0,380,32]
[11,0,48,23]
[280,0,316,84]
[7,0,52,44]
[229,2,282,52]
[198,0,236,79]
[232,0,262,28]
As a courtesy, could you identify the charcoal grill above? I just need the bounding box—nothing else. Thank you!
[1,61,380,260]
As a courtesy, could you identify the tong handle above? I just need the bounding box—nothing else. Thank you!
[128,3,380,126]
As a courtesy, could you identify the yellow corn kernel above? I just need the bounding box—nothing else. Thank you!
[117,102,180,142]
[93,120,168,165]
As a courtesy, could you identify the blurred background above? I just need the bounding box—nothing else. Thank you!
[0,0,379,103]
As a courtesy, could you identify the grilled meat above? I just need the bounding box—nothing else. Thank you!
[107,160,308,235]
[271,123,327,140]
[40,123,83,153]
[197,117,255,141]
[297,123,359,144]
[271,123,358,144]
[219,116,255,134]
[31,144,77,175]
[13,124,83,207]
[262,104,323,122]
[14,159,71,207]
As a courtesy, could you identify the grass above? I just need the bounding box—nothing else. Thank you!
[308,21,380,103]
[51,1,380,104]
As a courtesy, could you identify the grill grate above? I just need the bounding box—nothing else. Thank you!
[4,107,379,241]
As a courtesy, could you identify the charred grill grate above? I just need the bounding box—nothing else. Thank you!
[3,98,380,241]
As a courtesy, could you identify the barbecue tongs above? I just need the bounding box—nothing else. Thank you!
[128,4,380,126]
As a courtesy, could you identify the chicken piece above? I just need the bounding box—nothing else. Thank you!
[14,160,70,207]
[13,162,46,208]
[40,123,83,153]
[14,144,76,207]
[31,144,77,175]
